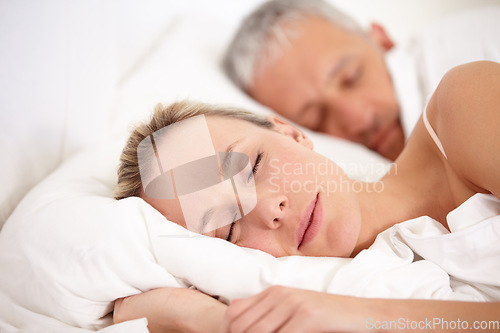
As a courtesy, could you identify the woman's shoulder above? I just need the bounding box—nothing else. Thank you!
[429,61,500,199]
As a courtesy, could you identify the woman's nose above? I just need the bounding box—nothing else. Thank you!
[253,194,287,229]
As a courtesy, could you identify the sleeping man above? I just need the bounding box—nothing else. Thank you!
[223,0,500,160]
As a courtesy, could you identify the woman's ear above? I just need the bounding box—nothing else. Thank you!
[267,116,314,150]
[369,22,395,52]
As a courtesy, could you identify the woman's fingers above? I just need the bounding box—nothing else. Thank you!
[221,288,273,332]
[243,297,296,333]
[221,286,366,333]
[222,286,309,333]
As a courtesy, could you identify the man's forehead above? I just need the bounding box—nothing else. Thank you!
[293,15,359,39]
[250,18,362,118]
[250,60,316,118]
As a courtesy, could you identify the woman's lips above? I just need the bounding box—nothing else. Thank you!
[297,193,322,249]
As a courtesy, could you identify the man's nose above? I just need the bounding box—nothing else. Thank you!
[326,96,375,140]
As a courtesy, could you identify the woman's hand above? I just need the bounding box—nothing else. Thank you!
[221,286,368,333]
[221,285,500,333]
[114,287,226,333]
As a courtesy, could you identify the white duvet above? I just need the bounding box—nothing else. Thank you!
[0,140,499,332]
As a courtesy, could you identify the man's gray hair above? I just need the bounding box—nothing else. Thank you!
[223,0,363,91]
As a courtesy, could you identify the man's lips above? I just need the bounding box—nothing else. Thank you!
[297,193,321,249]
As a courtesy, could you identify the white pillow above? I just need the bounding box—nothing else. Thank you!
[0,140,180,330]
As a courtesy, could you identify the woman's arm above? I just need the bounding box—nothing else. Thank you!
[113,287,226,333]
[429,61,500,198]
[221,286,500,333]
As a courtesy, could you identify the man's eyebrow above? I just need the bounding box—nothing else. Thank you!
[327,55,352,82]
[296,101,315,119]
[296,56,353,118]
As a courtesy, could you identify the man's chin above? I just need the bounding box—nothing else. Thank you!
[375,123,405,161]
[377,137,405,161]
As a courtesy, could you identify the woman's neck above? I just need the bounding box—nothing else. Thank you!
[350,128,456,256]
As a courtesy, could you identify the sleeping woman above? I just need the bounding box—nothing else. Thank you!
[113,61,500,333]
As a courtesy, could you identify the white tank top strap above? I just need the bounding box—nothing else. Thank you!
[423,107,448,159]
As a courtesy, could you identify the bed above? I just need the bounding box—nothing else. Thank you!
[1,0,499,331]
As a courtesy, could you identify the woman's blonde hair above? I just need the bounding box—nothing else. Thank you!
[114,100,273,200]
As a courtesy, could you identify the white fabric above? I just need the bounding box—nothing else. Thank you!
[0,141,499,331]
[387,6,500,137]
[385,47,423,137]
[0,142,183,332]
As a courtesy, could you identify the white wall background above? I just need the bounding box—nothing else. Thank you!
[331,0,500,44]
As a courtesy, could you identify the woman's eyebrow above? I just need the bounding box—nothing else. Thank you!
[221,139,243,176]
[225,139,243,154]
[201,207,215,233]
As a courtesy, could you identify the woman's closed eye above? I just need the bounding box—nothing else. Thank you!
[226,219,236,242]
[224,153,263,243]
[248,152,263,181]
[226,210,241,242]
